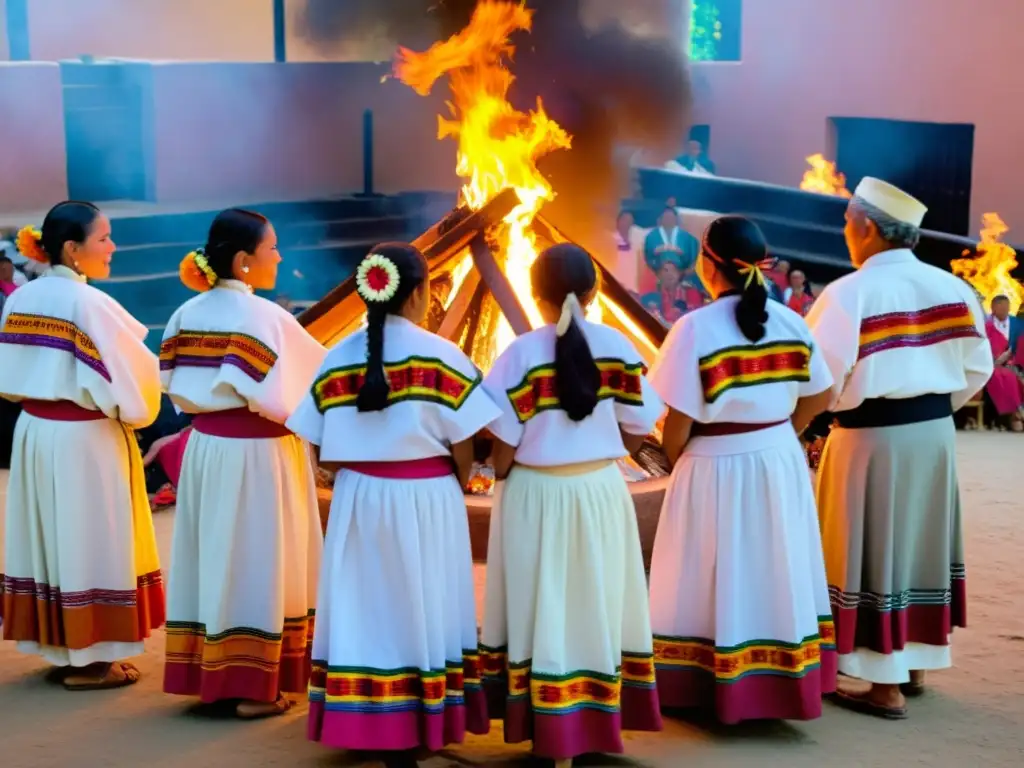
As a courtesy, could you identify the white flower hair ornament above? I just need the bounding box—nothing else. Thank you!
[355,253,401,303]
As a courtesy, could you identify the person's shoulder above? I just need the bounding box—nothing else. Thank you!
[584,321,645,362]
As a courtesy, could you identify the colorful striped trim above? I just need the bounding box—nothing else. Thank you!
[506,358,646,424]
[858,302,980,360]
[0,312,111,381]
[480,644,655,714]
[1,571,162,608]
[308,650,482,713]
[698,340,811,403]
[653,616,834,682]
[164,612,314,674]
[829,563,966,612]
[159,331,278,383]
[311,355,480,412]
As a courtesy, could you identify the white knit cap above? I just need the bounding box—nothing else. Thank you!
[853,177,927,227]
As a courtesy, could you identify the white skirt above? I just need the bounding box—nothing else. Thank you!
[1,412,164,667]
[308,467,486,752]
[481,461,661,761]
[164,430,322,703]
[649,422,836,723]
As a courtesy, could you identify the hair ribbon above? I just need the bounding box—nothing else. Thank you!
[735,257,775,289]
[556,293,585,337]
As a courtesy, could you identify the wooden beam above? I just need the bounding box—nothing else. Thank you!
[437,268,482,341]
[470,235,532,336]
[298,187,520,339]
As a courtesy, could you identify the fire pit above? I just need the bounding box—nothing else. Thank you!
[298,2,672,566]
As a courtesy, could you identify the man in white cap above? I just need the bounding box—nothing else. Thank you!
[805,177,993,719]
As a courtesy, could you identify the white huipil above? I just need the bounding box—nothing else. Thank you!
[0,264,164,666]
[286,315,500,752]
[479,321,665,760]
[805,249,992,684]
[160,279,327,703]
[646,296,836,723]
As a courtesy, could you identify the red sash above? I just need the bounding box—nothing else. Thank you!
[192,407,291,439]
[338,456,454,479]
[21,399,106,422]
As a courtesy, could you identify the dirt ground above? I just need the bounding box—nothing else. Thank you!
[1,430,1022,768]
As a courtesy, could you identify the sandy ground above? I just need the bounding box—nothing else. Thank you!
[1,430,1022,768]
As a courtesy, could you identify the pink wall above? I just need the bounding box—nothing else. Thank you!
[149,63,458,203]
[0,63,67,212]
[21,0,273,62]
[692,0,1024,234]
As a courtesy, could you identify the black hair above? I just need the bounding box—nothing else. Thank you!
[992,294,1010,304]
[203,208,270,281]
[530,243,601,422]
[660,205,677,221]
[702,215,770,343]
[0,254,12,265]
[39,201,101,266]
[356,242,429,412]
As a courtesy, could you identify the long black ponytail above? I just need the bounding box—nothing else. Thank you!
[700,216,771,343]
[530,243,601,422]
[353,243,428,412]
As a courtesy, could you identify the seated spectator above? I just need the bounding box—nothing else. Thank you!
[143,427,193,508]
[784,269,815,316]
[675,139,717,176]
[612,210,640,292]
[0,255,18,298]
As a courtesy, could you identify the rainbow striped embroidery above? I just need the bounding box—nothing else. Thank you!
[312,355,479,412]
[699,341,811,403]
[481,645,655,714]
[653,616,835,682]
[307,651,482,713]
[507,358,646,423]
[858,302,980,360]
[160,331,277,383]
[0,312,111,381]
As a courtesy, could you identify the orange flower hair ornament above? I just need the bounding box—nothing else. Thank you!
[179,248,218,292]
[15,225,48,264]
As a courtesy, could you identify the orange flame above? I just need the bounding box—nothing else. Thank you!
[950,213,1023,315]
[799,153,852,198]
[394,1,573,354]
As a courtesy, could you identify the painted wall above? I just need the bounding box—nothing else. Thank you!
[0,62,67,212]
[17,0,274,62]
[148,63,457,203]
[0,0,9,61]
[691,0,1024,234]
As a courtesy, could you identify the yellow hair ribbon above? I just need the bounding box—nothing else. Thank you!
[735,258,775,289]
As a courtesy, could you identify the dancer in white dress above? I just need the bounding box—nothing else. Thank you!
[0,202,163,690]
[287,243,500,761]
[481,243,665,764]
[161,209,327,719]
[647,215,837,723]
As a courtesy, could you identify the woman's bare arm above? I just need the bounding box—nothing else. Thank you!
[620,429,647,456]
[791,390,833,436]
[490,438,517,480]
[662,407,694,466]
[451,438,476,489]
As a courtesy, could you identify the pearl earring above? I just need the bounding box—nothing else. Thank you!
[241,265,250,274]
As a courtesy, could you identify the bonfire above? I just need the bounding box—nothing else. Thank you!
[799,153,852,198]
[951,213,1023,314]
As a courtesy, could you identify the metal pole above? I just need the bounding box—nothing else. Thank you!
[272,0,286,63]
[362,109,374,196]
[6,0,30,61]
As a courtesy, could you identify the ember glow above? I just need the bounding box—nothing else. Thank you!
[799,153,852,198]
[951,213,1023,315]
[394,0,575,355]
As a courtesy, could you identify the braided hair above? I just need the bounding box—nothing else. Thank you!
[530,243,601,422]
[353,242,428,412]
[700,216,771,343]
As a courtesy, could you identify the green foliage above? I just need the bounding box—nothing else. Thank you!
[689,0,723,61]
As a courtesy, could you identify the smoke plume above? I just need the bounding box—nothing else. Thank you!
[295,0,693,260]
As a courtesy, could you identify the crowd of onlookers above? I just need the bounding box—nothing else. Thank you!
[613,204,820,327]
